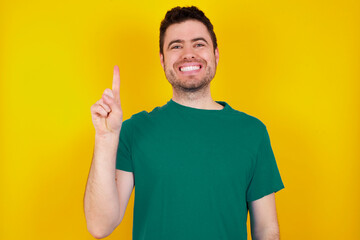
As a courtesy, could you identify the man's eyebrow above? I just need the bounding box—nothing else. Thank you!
[167,37,209,49]
[191,37,208,44]
[167,39,184,49]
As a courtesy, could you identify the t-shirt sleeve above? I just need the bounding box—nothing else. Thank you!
[116,118,134,172]
[246,126,284,202]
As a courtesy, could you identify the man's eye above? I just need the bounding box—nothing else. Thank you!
[195,43,204,47]
[171,45,181,49]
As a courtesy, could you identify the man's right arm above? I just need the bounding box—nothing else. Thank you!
[84,66,134,239]
[84,134,134,239]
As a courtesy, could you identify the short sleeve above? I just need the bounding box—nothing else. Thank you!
[246,127,284,202]
[116,118,134,172]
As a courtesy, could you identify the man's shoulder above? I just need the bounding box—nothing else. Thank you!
[122,103,166,124]
[131,105,164,119]
[227,105,267,131]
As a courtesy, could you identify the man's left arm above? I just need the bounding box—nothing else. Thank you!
[248,192,280,240]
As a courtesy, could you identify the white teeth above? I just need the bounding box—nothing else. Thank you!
[180,65,200,72]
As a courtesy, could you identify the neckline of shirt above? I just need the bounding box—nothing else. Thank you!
[167,99,231,114]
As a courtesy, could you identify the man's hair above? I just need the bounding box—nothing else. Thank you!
[159,6,218,55]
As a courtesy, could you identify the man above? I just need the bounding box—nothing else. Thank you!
[84,6,284,240]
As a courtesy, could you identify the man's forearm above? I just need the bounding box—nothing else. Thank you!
[84,133,121,238]
[251,226,280,240]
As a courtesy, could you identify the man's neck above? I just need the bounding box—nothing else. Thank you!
[171,88,224,110]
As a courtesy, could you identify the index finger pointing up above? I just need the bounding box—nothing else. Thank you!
[112,65,121,104]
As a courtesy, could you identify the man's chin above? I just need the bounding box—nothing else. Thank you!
[165,70,213,93]
[172,81,210,93]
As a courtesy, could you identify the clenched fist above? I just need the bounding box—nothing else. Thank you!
[91,65,123,136]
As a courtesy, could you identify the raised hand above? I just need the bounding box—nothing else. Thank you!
[91,65,123,136]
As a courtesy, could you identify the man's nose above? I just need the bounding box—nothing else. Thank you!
[181,45,195,60]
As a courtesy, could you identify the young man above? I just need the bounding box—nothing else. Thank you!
[84,6,284,240]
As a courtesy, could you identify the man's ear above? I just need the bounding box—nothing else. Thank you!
[160,53,164,69]
[215,48,219,66]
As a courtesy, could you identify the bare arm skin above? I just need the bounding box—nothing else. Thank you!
[248,193,280,240]
[84,66,134,239]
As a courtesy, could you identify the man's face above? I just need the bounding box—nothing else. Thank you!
[160,20,219,92]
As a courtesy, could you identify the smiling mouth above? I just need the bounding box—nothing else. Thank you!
[179,65,202,72]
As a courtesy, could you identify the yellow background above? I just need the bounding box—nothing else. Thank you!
[1,0,359,239]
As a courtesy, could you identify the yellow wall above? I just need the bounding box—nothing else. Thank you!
[1,0,359,239]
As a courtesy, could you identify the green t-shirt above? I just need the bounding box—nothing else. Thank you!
[116,99,284,240]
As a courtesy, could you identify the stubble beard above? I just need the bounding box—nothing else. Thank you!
[164,62,216,93]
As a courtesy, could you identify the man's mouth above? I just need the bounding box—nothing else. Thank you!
[179,65,202,72]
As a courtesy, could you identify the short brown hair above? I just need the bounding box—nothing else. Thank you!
[159,6,218,55]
